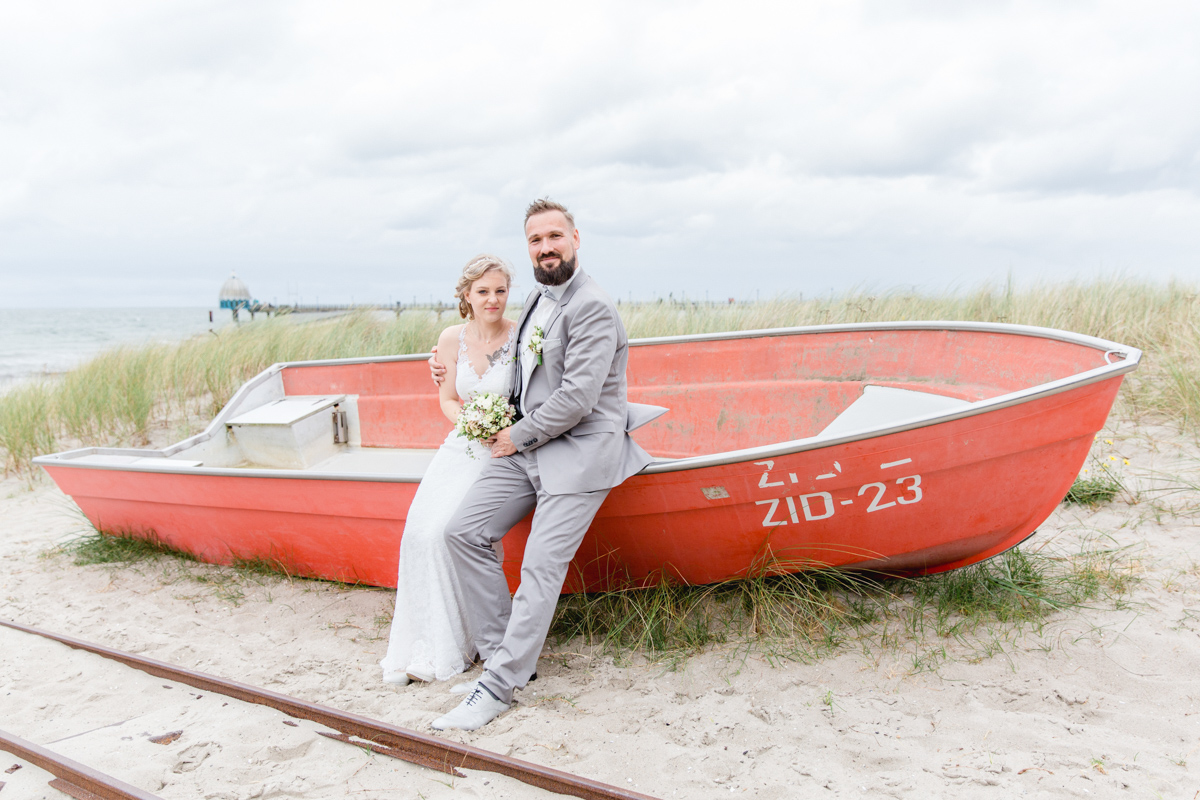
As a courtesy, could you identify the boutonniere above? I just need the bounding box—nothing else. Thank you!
[528,325,544,365]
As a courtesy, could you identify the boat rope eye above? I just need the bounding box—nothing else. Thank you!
[1103,350,1127,364]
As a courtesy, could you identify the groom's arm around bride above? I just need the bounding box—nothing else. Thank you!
[432,199,666,731]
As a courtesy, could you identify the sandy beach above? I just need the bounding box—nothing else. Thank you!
[1,422,1198,799]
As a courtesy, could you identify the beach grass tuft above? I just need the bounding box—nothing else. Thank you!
[549,542,1131,665]
[1064,471,1125,506]
[59,528,199,566]
[0,382,58,480]
[1139,460,1200,519]
[1062,438,1131,507]
[230,555,297,579]
[905,547,1088,635]
[53,529,298,606]
[51,524,384,607]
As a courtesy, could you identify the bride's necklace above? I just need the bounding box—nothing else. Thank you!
[471,320,507,346]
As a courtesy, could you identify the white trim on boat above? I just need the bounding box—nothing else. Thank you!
[32,321,1142,482]
[628,319,1137,355]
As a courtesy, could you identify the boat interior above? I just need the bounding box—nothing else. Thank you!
[45,326,1118,476]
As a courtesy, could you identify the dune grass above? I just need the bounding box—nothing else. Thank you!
[548,542,1135,666]
[1063,466,1126,507]
[52,528,311,606]
[2,278,1196,479]
[0,381,58,477]
[61,527,199,566]
[57,522,1136,665]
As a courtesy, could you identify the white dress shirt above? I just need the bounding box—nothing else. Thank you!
[518,269,578,414]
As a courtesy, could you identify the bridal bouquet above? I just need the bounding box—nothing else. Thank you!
[455,392,517,457]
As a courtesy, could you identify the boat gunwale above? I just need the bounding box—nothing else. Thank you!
[32,320,1142,482]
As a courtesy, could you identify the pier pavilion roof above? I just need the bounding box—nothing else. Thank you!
[219,273,252,303]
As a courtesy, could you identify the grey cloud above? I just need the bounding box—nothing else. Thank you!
[3,1,1200,308]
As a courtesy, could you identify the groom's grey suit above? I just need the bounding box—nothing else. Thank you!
[444,268,665,704]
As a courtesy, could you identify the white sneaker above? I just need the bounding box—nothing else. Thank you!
[431,684,510,731]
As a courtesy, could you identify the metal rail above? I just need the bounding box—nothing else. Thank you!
[0,619,657,800]
[0,728,164,800]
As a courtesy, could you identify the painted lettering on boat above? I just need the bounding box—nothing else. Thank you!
[754,461,785,488]
[755,498,786,526]
[754,461,922,527]
[816,462,842,480]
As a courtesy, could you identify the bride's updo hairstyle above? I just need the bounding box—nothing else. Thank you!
[455,254,516,319]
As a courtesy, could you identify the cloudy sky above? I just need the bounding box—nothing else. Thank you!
[2,1,1197,307]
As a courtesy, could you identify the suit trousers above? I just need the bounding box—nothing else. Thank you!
[443,450,610,704]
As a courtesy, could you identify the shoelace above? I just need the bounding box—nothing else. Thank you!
[465,687,485,707]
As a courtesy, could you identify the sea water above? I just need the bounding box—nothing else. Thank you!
[0,308,230,391]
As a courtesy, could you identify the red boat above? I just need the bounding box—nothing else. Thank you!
[34,322,1140,592]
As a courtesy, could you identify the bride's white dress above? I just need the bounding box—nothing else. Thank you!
[380,324,516,683]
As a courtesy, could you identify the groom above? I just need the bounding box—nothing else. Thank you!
[431,199,665,731]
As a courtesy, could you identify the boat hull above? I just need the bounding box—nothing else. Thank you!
[41,370,1123,592]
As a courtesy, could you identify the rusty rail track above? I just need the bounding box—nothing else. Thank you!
[0,727,164,800]
[0,618,658,800]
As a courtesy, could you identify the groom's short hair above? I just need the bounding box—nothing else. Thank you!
[524,198,575,231]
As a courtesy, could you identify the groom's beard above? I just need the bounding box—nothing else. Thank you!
[533,252,576,286]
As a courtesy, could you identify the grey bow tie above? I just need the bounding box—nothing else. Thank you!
[538,284,556,300]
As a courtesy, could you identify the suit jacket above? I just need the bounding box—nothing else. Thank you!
[509,269,667,495]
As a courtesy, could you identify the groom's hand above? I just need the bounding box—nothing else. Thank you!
[429,346,446,386]
[490,427,517,458]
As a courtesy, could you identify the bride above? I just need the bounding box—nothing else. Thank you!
[380,254,518,685]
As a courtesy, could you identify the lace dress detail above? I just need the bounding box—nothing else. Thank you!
[380,323,517,683]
